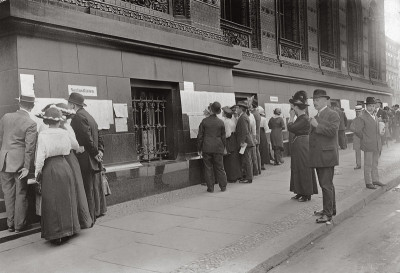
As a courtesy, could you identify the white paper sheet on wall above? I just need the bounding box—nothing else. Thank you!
[113,103,128,118]
[85,100,114,130]
[340,99,350,110]
[20,74,35,96]
[115,117,128,132]
[183,81,194,92]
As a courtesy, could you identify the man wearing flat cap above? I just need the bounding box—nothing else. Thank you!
[235,101,255,183]
[309,89,340,223]
[197,101,228,192]
[0,95,37,232]
[354,97,384,190]
[68,92,105,223]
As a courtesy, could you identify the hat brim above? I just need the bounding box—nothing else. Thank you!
[235,104,249,109]
[15,98,36,103]
[289,99,309,106]
[311,95,330,100]
[35,113,65,121]
[68,99,87,107]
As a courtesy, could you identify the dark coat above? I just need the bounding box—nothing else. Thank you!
[354,111,382,152]
[197,115,226,154]
[71,108,104,172]
[309,107,340,167]
[375,108,388,123]
[0,110,37,172]
[235,113,254,148]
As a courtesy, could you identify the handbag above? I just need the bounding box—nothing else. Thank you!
[102,171,111,196]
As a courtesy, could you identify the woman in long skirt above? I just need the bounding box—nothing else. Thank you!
[258,107,272,170]
[35,108,80,244]
[287,91,318,202]
[55,103,93,228]
[222,106,242,182]
[268,109,285,165]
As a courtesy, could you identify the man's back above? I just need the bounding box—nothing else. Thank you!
[0,111,37,172]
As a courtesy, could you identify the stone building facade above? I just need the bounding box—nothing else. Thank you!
[0,0,392,212]
[386,37,400,104]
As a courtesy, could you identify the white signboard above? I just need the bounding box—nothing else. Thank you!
[68,85,97,97]
[270,96,279,102]
[20,74,35,96]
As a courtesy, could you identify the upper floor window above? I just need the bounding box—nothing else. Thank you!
[368,1,379,69]
[221,0,249,26]
[279,0,300,43]
[319,0,338,55]
[346,0,362,63]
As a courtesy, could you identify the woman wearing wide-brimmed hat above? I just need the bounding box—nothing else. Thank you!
[287,91,318,202]
[35,107,81,244]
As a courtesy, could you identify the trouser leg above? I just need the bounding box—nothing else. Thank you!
[241,147,253,180]
[14,174,28,229]
[82,170,96,223]
[256,144,261,172]
[213,153,227,190]
[355,149,361,166]
[316,167,335,217]
[371,151,380,182]
[202,153,214,191]
[1,172,16,228]
[364,151,373,185]
[251,147,258,175]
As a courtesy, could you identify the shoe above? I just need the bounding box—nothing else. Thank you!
[239,179,252,183]
[291,194,301,200]
[274,162,281,166]
[207,188,214,193]
[15,224,31,233]
[314,210,336,216]
[8,226,15,232]
[366,184,377,189]
[354,165,361,170]
[280,159,285,164]
[373,181,386,187]
[298,196,311,202]
[261,166,266,170]
[220,187,226,192]
[316,215,332,223]
[51,238,63,245]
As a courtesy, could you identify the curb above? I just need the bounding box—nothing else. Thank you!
[247,170,400,273]
[0,223,41,244]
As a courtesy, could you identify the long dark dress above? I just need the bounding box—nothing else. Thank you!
[65,153,93,229]
[287,114,318,196]
[223,132,243,181]
[268,117,285,151]
[259,127,271,165]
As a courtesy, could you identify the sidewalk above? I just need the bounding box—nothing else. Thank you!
[1,143,400,273]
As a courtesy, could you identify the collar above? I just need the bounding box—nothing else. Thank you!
[366,110,375,119]
[19,108,30,114]
[318,106,327,114]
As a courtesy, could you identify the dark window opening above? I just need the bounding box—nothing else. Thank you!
[279,0,300,43]
[221,0,249,26]
[368,2,378,69]
[347,0,360,63]
[319,0,335,54]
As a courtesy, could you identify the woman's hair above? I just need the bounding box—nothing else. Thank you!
[225,112,232,119]
[273,108,281,115]
[43,119,59,126]
[296,104,307,110]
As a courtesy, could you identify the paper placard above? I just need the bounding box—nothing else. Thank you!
[68,85,97,97]
[183,81,194,92]
[113,103,129,118]
[20,74,35,96]
[115,117,128,132]
[85,100,114,130]
[340,99,350,110]
[270,96,279,102]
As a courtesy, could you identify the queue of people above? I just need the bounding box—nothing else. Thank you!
[0,92,107,245]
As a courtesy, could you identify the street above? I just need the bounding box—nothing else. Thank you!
[269,187,400,273]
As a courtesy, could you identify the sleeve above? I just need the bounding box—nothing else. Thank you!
[236,118,247,145]
[280,118,286,130]
[0,117,3,149]
[343,113,348,127]
[35,134,46,177]
[221,123,226,148]
[71,115,98,156]
[354,117,364,139]
[287,117,308,134]
[315,111,340,137]
[197,120,204,152]
[224,120,232,138]
[250,117,256,136]
[24,122,38,171]
[268,118,272,129]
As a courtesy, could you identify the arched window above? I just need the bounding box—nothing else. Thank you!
[221,0,249,26]
[368,1,378,69]
[346,0,362,73]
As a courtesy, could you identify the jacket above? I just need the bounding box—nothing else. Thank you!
[71,108,104,172]
[354,111,382,152]
[349,116,361,150]
[235,113,255,148]
[252,110,261,143]
[309,107,340,167]
[197,115,226,154]
[0,110,37,172]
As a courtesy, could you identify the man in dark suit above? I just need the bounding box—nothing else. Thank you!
[394,104,400,142]
[0,95,37,232]
[197,101,227,192]
[374,99,388,145]
[309,89,340,223]
[354,97,384,189]
[68,92,105,223]
[331,102,347,149]
[235,101,255,183]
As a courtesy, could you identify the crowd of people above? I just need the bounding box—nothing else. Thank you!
[0,93,106,244]
[197,89,389,224]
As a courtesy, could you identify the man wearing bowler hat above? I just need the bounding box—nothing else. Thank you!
[354,97,384,190]
[0,95,37,232]
[68,92,105,223]
[309,89,340,223]
[197,101,228,192]
[235,100,255,183]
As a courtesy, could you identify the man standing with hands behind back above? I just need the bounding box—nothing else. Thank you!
[309,89,340,224]
[68,92,106,224]
[0,95,37,232]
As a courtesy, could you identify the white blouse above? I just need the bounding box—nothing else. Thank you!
[223,117,237,138]
[35,128,74,177]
